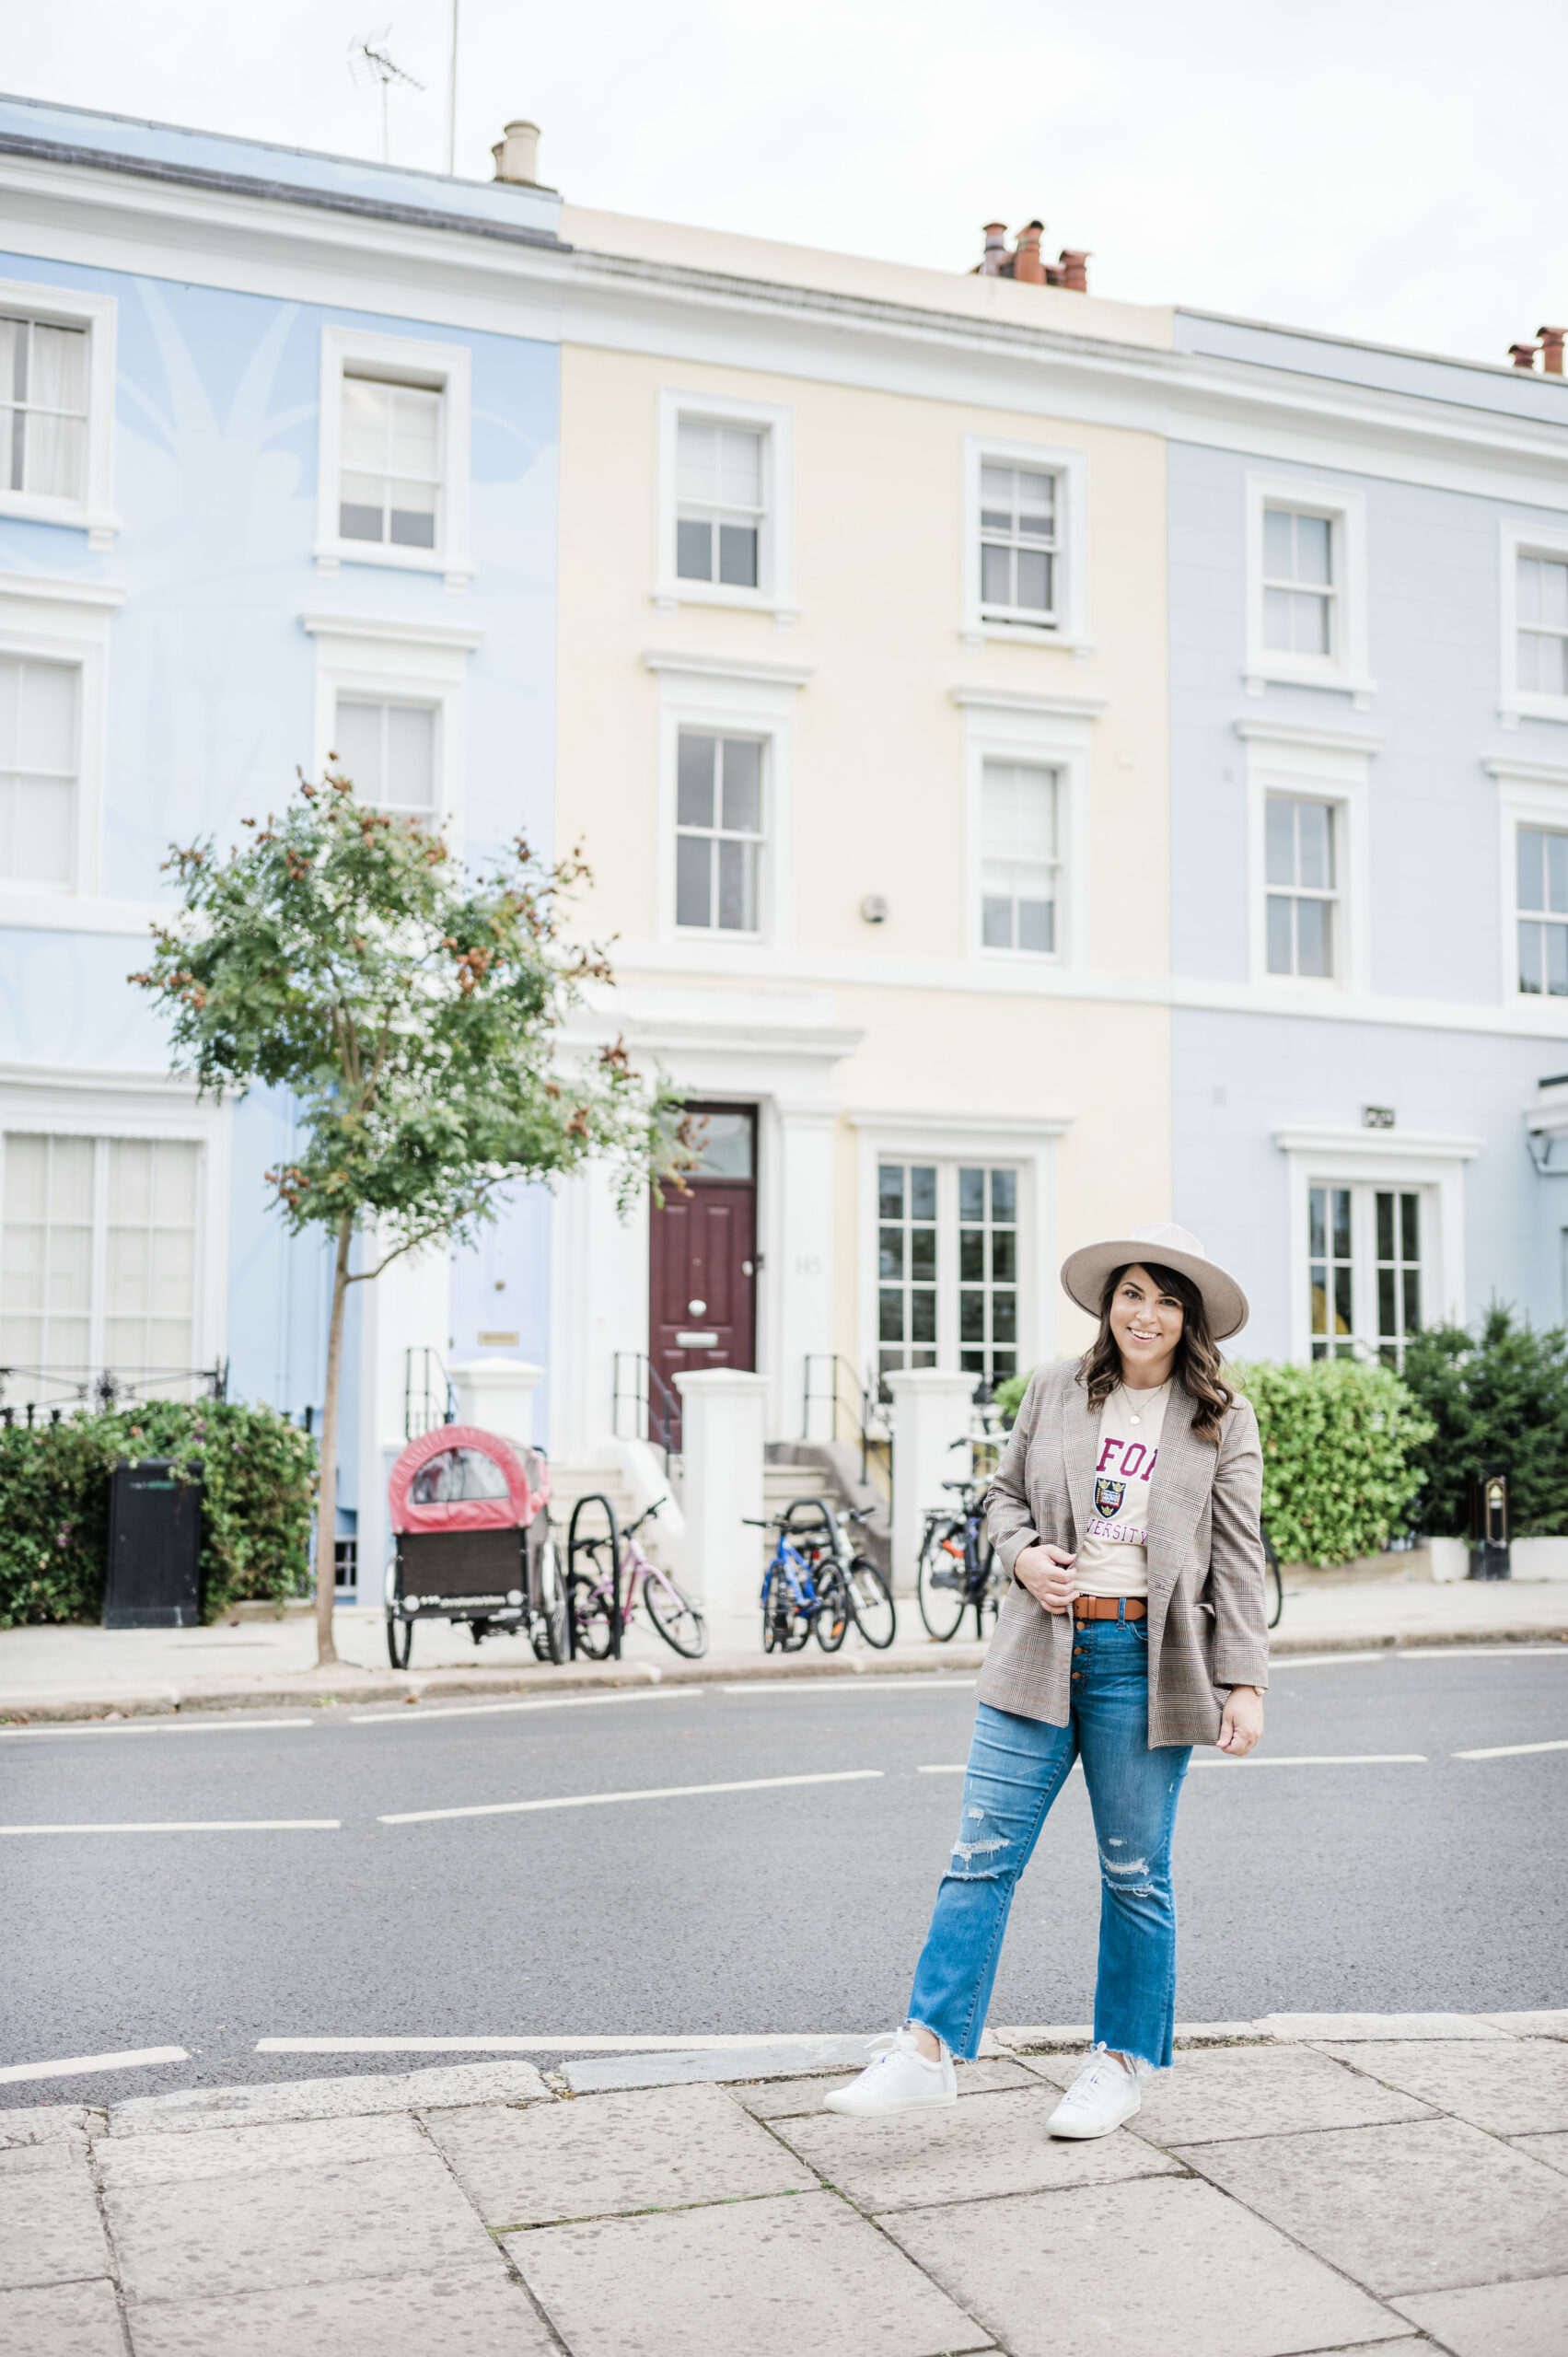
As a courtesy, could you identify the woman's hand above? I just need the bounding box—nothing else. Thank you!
[1014,1542,1079,1615]
[1218,1686,1264,1757]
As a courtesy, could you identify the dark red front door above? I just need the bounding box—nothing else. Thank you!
[649,1104,757,1447]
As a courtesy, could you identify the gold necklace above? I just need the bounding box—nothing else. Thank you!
[1124,1378,1168,1428]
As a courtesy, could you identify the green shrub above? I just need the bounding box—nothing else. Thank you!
[0,1401,317,1628]
[1400,1306,1568,1537]
[993,1368,1034,1428]
[1233,1360,1433,1566]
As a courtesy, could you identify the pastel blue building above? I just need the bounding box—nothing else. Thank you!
[0,95,563,1586]
[1166,312,1568,1365]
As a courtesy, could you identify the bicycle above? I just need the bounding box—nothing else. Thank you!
[916,1460,1003,1643]
[566,1497,708,1660]
[749,1501,897,1653]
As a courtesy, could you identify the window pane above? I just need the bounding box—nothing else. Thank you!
[911,1288,936,1343]
[389,498,436,550]
[878,1165,904,1219]
[959,1289,985,1342]
[1400,1191,1419,1261]
[676,517,713,581]
[720,738,761,833]
[980,465,1013,507]
[718,428,761,507]
[981,896,1013,948]
[1295,514,1332,585]
[1376,1190,1393,1262]
[991,1169,1016,1220]
[1308,1187,1326,1260]
[910,1166,936,1220]
[1549,833,1568,914]
[1265,797,1296,887]
[1295,589,1331,654]
[993,1290,1017,1342]
[1519,828,1546,913]
[1549,923,1568,997]
[333,700,383,795]
[1377,1267,1396,1339]
[717,521,758,587]
[1296,897,1332,977]
[879,1225,903,1280]
[339,491,384,542]
[910,1224,935,1279]
[992,1227,1016,1282]
[1333,1264,1353,1336]
[389,387,440,480]
[1015,549,1051,610]
[981,543,1012,606]
[383,706,435,809]
[677,735,715,829]
[1016,470,1053,529]
[1331,1188,1352,1260]
[1403,1267,1421,1332]
[1296,801,1333,889]
[716,835,754,930]
[1520,920,1543,993]
[342,379,389,470]
[1539,559,1568,628]
[17,661,75,772]
[1016,899,1054,953]
[1262,586,1292,651]
[959,1229,984,1282]
[1266,894,1294,975]
[958,1167,984,1220]
[878,1288,904,1342]
[675,833,711,927]
[676,420,717,500]
[11,777,73,884]
[1263,507,1294,577]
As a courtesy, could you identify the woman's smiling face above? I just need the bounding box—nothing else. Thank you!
[1108,1263,1185,1383]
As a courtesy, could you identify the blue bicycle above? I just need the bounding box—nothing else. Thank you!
[749,1500,895,1653]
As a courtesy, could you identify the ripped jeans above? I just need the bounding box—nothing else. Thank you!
[907,1618,1191,2071]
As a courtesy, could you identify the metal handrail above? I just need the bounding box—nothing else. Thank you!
[612,1350,681,1469]
[403,1347,456,1441]
[802,1353,891,1489]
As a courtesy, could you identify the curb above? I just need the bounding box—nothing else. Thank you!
[2,1624,1562,1726]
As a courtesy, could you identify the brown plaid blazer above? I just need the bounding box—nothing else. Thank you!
[977,1357,1270,1748]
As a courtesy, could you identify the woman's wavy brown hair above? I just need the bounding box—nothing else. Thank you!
[1078,1260,1235,1443]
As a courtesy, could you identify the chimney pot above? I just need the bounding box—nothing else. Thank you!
[975,221,1011,277]
[1509,342,1539,369]
[1013,220,1046,284]
[1058,248,1091,293]
[1538,326,1566,376]
[492,119,540,185]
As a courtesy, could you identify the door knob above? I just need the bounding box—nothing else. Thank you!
[688,1298,706,1316]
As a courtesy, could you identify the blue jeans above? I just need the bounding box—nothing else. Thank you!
[908,1617,1191,2070]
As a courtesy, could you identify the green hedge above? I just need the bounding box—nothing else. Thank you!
[0,1401,317,1628]
[1233,1360,1433,1565]
[1400,1306,1568,1537]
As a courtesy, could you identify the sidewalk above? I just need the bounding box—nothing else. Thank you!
[5,2012,1565,2354]
[1,1575,1564,1724]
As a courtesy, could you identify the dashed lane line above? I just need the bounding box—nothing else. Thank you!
[1453,1737,1568,1759]
[1190,1754,1428,1769]
[718,1678,977,1695]
[0,1817,342,1835]
[0,2047,190,2084]
[0,1718,315,1743]
[378,1768,884,1825]
[350,1689,687,1725]
[258,2034,868,2054]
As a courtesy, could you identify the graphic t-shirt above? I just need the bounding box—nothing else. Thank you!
[1072,1381,1171,1600]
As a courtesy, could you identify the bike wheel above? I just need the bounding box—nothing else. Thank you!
[386,1611,412,1670]
[814,1565,850,1652]
[644,1566,709,1658]
[531,1532,568,1665]
[846,1556,897,1649]
[763,1570,810,1652]
[568,1567,616,1660]
[917,1522,969,1641]
[1264,1526,1284,1630]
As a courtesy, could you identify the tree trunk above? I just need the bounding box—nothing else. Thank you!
[313,1216,354,1669]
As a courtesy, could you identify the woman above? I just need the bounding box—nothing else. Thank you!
[828,1221,1268,2139]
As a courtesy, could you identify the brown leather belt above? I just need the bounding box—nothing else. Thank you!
[1073,1596,1147,1621]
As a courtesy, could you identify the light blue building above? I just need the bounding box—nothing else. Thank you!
[1166,312,1568,1364]
[0,95,563,1585]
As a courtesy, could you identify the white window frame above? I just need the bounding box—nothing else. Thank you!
[0,571,124,916]
[314,327,472,592]
[961,435,1090,654]
[1244,474,1373,707]
[654,389,797,627]
[1274,1124,1479,1367]
[0,1064,230,1400]
[1486,754,1568,1016]
[1499,518,1568,729]
[1238,720,1378,997]
[953,687,1101,970]
[849,1109,1072,1386]
[0,279,117,547]
[645,650,810,952]
[302,612,485,846]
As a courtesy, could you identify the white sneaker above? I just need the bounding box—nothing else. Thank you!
[823,2027,958,2115]
[1045,2048,1144,2139]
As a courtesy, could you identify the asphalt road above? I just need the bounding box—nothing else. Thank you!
[4,1646,1565,2108]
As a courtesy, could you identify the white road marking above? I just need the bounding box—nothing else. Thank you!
[258,2033,877,2054]
[379,1768,883,1825]
[350,1689,687,1725]
[719,1678,977,1695]
[1453,1737,1568,1759]
[1190,1754,1427,1769]
[0,2046,189,2084]
[917,1764,966,1774]
[1399,1645,1568,1661]
[1268,1653,1390,1669]
[0,1818,342,1835]
[0,1718,315,1743]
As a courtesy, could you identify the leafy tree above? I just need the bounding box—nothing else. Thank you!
[1400,1305,1568,1537]
[134,770,680,1666]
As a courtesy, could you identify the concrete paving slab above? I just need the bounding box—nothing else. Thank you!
[507,2188,994,2357]
[0,2105,92,2148]
[1177,2117,1568,2295]
[736,2057,1041,2119]
[0,2278,125,2356]
[0,2135,88,2175]
[1391,2275,1568,2357]
[772,2086,1180,2212]
[1263,2013,1511,2040]
[884,2175,1407,2357]
[97,2111,425,2188]
[560,2037,881,2093]
[1129,2045,1435,2145]
[107,2150,499,2305]
[1316,2039,1568,2135]
[1479,2011,1568,2038]
[427,2081,816,2228]
[107,2058,550,2134]
[0,2162,110,2293]
[1512,2131,1568,2176]
[990,2024,1092,2049]
[123,2266,558,2356]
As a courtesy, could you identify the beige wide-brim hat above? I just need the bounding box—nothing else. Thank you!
[1060,1221,1249,1341]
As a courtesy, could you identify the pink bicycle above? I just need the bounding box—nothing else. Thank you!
[565,1496,708,1660]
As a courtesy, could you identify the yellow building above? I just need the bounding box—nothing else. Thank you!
[547,208,1176,1485]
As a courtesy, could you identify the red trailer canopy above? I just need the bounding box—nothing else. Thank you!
[388,1423,547,1536]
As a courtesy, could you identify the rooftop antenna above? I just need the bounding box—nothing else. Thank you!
[348,29,424,164]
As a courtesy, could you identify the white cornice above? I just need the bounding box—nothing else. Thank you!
[1234,719,1386,754]
[1272,1125,1483,1160]
[1484,755,1568,788]
[300,611,486,651]
[641,648,814,686]
[0,570,126,609]
[846,1106,1074,1139]
[950,686,1108,719]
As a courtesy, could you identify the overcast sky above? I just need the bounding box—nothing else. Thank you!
[7,1,1565,368]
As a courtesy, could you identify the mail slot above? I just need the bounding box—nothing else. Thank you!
[676,1330,719,1348]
